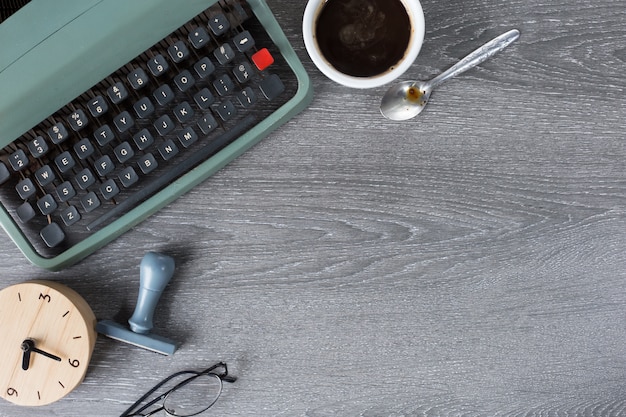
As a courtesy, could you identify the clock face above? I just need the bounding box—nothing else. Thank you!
[0,280,96,406]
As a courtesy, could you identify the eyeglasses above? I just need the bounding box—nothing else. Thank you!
[120,362,237,417]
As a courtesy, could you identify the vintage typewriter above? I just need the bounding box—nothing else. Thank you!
[0,0,312,270]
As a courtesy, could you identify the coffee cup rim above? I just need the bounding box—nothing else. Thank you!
[303,0,425,89]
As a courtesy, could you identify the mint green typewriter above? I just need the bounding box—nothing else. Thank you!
[0,0,312,270]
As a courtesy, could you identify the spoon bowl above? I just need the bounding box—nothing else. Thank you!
[380,80,433,121]
[380,29,520,121]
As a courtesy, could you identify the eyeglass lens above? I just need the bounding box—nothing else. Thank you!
[163,373,223,416]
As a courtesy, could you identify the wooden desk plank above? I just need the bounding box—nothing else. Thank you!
[1,0,625,415]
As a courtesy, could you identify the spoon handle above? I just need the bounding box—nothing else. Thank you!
[428,29,520,90]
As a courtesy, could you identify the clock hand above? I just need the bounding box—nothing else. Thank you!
[21,339,62,363]
[32,346,62,362]
[21,343,32,371]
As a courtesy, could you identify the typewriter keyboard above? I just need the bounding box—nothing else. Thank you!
[0,0,302,260]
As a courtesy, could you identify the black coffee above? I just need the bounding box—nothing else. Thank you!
[315,0,412,78]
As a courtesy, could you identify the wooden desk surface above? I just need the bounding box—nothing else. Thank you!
[1,0,625,415]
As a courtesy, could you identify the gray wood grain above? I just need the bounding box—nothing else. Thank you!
[1,0,625,415]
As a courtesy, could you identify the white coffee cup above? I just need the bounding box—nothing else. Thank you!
[302,0,425,89]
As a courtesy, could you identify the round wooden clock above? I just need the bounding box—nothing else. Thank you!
[0,280,97,406]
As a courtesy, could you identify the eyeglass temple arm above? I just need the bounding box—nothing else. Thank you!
[119,370,189,416]
[204,361,237,383]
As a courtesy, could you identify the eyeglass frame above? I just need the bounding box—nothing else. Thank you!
[120,362,237,417]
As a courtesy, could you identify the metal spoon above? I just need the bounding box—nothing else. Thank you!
[380,29,520,121]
